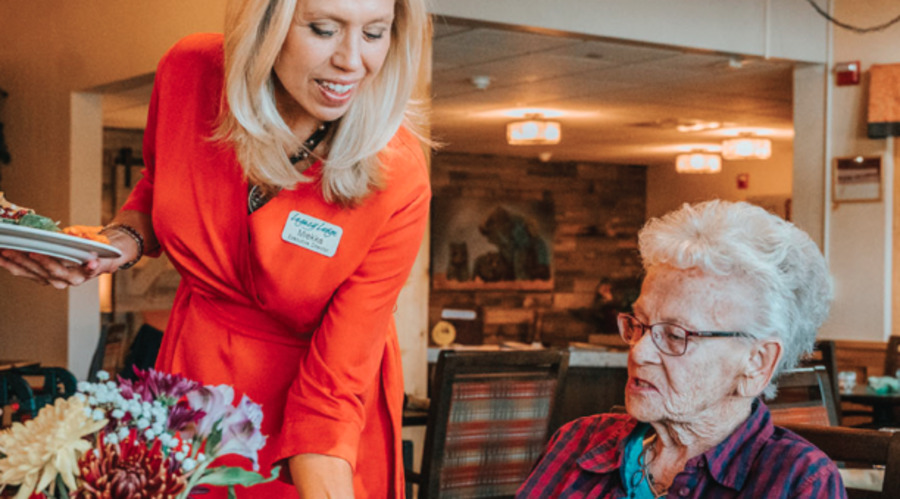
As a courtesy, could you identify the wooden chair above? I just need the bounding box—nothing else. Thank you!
[408,349,569,499]
[782,423,900,499]
[885,335,900,379]
[768,366,840,427]
[841,336,900,428]
[799,340,843,423]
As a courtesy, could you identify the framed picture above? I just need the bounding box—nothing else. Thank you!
[833,156,882,203]
[431,198,554,290]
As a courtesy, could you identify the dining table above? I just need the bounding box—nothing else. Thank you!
[839,384,900,428]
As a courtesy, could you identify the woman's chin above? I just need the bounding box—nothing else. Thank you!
[624,395,660,422]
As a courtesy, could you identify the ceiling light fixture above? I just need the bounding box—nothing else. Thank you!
[676,120,722,133]
[721,137,772,160]
[507,114,562,145]
[675,152,722,174]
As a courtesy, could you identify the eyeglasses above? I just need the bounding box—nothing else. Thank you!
[617,313,750,357]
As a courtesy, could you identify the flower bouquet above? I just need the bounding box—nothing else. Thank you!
[0,368,277,499]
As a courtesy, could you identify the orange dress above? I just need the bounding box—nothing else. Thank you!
[122,33,430,498]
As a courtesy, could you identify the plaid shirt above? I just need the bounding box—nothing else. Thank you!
[516,401,846,498]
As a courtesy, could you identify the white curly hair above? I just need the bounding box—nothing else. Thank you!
[637,200,833,397]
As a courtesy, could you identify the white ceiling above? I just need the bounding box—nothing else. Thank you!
[430,18,795,166]
[102,18,796,167]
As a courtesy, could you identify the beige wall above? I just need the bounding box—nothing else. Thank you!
[645,140,793,219]
[817,0,899,342]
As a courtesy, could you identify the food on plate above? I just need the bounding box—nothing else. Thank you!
[0,191,61,231]
[0,192,110,244]
[62,225,110,245]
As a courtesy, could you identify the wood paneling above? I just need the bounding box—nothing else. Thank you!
[430,152,646,346]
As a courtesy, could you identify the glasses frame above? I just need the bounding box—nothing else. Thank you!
[617,312,750,356]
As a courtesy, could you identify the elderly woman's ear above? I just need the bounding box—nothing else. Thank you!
[737,340,783,397]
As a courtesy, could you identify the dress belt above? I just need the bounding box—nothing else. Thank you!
[186,282,313,348]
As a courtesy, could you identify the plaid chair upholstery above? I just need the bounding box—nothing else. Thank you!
[412,350,569,499]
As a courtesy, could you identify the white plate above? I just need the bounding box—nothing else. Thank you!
[0,223,122,264]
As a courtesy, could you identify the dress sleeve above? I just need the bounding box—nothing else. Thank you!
[275,139,431,470]
[120,52,165,258]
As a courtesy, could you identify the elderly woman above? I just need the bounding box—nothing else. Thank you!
[517,200,845,498]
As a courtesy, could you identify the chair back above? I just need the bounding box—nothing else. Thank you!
[885,335,900,378]
[769,366,840,427]
[782,423,900,499]
[88,323,128,382]
[1,366,77,422]
[417,349,569,499]
[798,340,842,424]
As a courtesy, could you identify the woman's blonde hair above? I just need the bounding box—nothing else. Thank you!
[216,0,430,205]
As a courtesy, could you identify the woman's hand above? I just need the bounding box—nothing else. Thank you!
[289,453,354,498]
[0,228,139,288]
[0,250,103,288]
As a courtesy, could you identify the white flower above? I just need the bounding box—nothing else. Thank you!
[96,370,110,381]
[0,397,107,497]
[183,384,235,439]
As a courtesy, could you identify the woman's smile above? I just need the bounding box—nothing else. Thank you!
[316,78,357,104]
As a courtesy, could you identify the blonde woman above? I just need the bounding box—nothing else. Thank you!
[0,0,431,496]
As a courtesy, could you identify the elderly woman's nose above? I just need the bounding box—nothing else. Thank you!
[630,328,660,363]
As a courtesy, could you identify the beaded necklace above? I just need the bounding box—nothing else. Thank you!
[248,122,330,214]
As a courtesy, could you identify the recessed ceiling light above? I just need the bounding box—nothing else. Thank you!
[721,127,775,137]
[676,120,722,133]
[504,108,565,118]
[675,144,722,153]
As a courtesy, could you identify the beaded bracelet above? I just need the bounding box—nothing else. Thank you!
[100,223,144,270]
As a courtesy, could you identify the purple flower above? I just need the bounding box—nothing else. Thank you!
[118,368,199,404]
[167,400,205,432]
[182,385,235,440]
[215,395,266,471]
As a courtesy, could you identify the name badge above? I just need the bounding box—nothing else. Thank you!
[281,211,343,257]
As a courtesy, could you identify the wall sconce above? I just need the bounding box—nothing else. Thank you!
[721,137,772,160]
[506,115,562,145]
[676,152,722,174]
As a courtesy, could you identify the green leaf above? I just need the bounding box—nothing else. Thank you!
[16,213,61,232]
[228,486,237,499]
[196,465,281,487]
[205,424,223,452]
